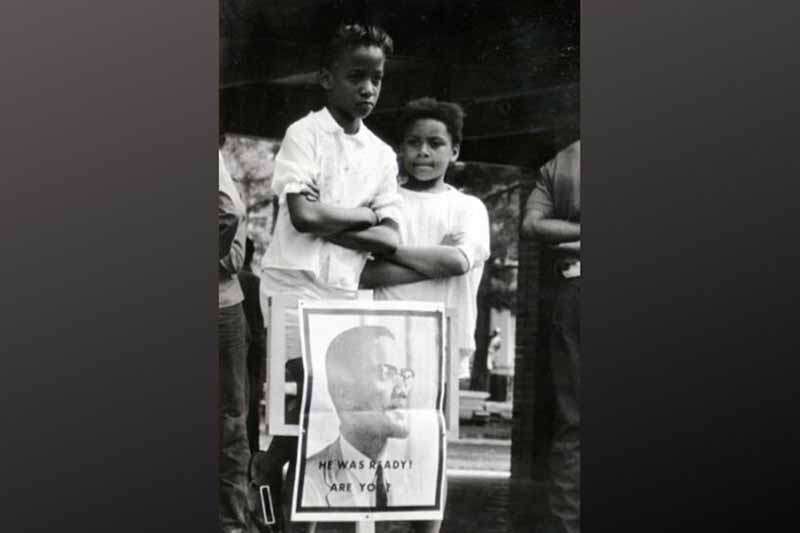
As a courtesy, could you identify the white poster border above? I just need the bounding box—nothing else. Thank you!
[291,299,447,522]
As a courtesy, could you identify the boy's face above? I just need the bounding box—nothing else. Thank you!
[401,118,460,182]
[320,45,385,128]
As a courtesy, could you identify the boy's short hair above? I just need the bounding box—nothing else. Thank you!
[397,97,466,146]
[321,23,394,69]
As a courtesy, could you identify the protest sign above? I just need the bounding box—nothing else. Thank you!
[291,300,446,522]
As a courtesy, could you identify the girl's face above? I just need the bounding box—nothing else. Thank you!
[400,118,459,186]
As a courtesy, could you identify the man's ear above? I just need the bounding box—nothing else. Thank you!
[330,384,352,410]
[319,68,332,91]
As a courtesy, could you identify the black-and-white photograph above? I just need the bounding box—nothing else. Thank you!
[219,1,579,532]
[14,3,794,533]
[292,301,446,521]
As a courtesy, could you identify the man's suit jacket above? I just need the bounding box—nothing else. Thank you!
[300,438,364,508]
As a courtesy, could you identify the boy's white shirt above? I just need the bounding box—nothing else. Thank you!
[373,185,491,377]
[260,107,402,292]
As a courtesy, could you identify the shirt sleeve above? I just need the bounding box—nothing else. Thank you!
[219,151,246,261]
[271,122,318,204]
[453,195,491,271]
[220,221,247,275]
[219,194,239,259]
[369,150,402,223]
[525,160,555,215]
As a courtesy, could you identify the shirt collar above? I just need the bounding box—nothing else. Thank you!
[315,107,369,145]
[339,435,389,487]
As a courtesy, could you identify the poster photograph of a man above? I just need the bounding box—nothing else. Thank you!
[291,300,446,522]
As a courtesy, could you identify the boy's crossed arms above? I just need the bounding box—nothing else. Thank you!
[360,231,472,289]
[287,182,401,256]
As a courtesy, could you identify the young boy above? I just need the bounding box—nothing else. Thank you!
[360,97,491,533]
[250,23,402,533]
[362,96,490,388]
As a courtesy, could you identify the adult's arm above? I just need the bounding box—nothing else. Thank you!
[220,221,247,274]
[550,240,581,255]
[219,205,239,259]
[521,204,581,243]
[520,163,580,243]
[219,151,246,261]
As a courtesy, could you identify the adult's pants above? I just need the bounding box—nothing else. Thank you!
[219,303,251,532]
[548,277,580,533]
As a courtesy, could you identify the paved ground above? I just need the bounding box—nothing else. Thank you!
[260,416,548,532]
[314,475,549,533]
[447,437,510,472]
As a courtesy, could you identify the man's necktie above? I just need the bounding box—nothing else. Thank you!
[375,464,388,509]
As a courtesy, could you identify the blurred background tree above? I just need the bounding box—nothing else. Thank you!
[220,135,280,268]
[449,162,530,390]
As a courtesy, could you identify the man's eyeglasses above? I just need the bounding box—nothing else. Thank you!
[377,363,415,384]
